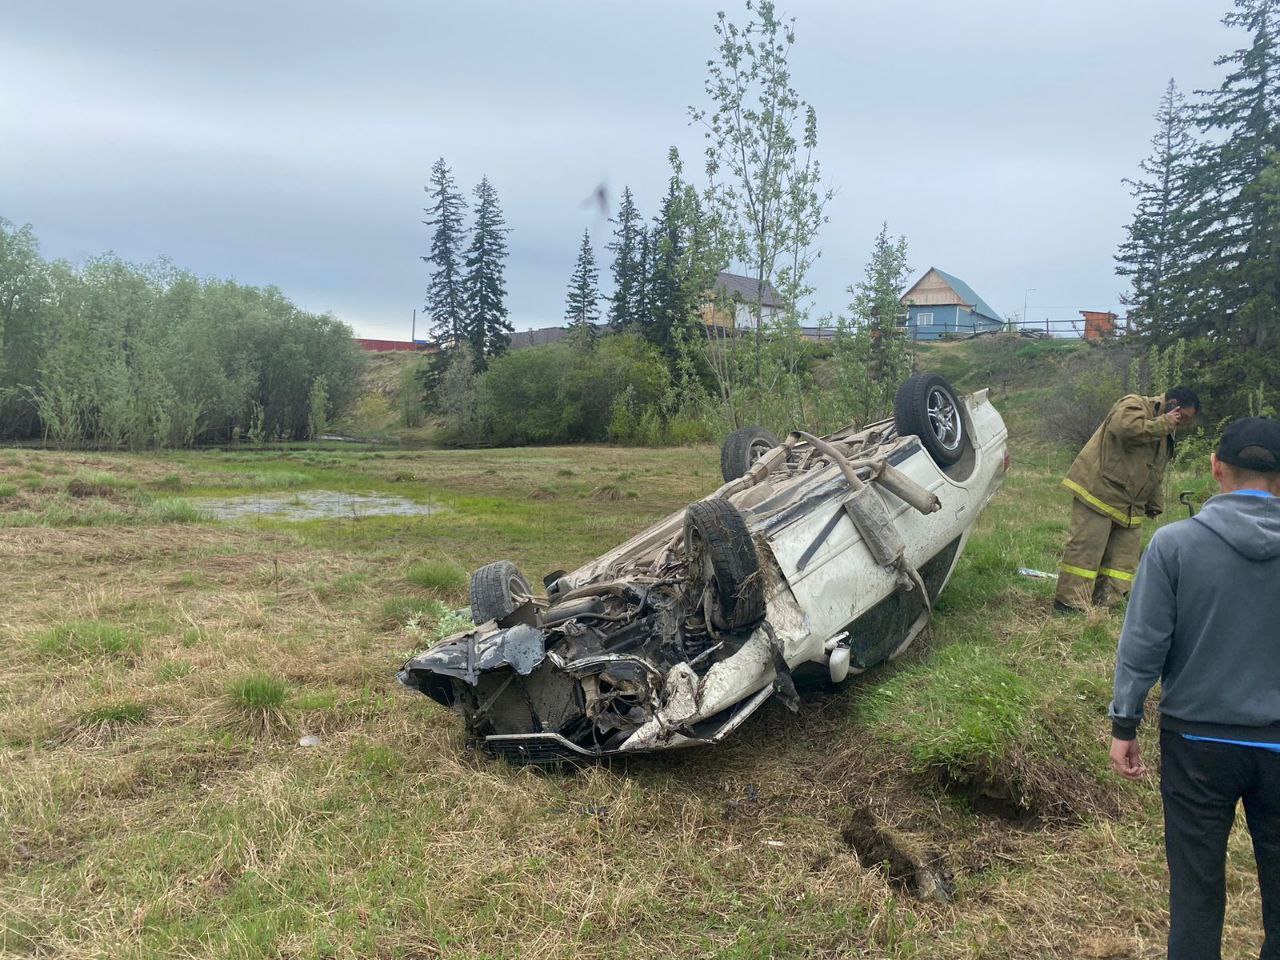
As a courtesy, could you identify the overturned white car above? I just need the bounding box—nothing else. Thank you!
[398,374,1009,763]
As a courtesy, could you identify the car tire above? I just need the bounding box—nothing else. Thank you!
[469,560,533,624]
[720,426,781,482]
[684,499,765,632]
[894,373,968,467]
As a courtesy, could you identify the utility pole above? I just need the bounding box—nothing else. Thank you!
[1021,288,1035,335]
[411,308,417,343]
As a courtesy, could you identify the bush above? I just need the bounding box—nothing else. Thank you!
[1036,345,1133,446]
[339,394,395,436]
[464,333,673,446]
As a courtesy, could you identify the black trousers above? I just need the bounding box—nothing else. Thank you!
[1161,728,1280,959]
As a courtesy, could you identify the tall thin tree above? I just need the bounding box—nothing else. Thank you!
[462,176,512,370]
[693,0,829,389]
[422,158,468,345]
[606,186,644,329]
[1116,79,1196,341]
[564,229,601,337]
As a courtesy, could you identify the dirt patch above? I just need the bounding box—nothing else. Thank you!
[929,744,1121,824]
[841,808,955,902]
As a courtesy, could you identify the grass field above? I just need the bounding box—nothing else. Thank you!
[0,360,1267,958]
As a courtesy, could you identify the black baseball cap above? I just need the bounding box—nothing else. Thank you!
[1217,417,1280,473]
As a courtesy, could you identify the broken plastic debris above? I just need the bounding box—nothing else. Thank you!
[298,735,322,747]
[1017,567,1059,580]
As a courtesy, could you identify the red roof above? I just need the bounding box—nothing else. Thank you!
[355,338,431,352]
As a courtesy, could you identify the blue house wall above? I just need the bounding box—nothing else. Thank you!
[904,304,1003,341]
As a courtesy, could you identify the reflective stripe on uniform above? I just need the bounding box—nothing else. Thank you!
[1099,567,1135,582]
[1061,478,1143,528]
[1060,563,1098,580]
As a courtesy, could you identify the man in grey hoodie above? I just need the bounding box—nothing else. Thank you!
[1109,417,1280,960]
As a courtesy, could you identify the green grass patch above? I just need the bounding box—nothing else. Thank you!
[222,673,291,737]
[235,470,311,489]
[405,560,466,592]
[34,620,141,661]
[862,644,1034,773]
[156,660,194,682]
[78,700,149,727]
[0,482,16,498]
[0,501,133,528]
[226,673,288,710]
[378,596,444,627]
[147,497,203,523]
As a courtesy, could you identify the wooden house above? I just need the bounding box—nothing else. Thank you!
[900,268,1003,340]
[700,271,784,331]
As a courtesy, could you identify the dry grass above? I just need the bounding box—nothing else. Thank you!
[0,437,1266,959]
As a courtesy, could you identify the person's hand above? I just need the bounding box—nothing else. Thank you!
[1109,737,1147,780]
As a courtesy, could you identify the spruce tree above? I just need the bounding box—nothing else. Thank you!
[648,177,687,355]
[564,229,601,337]
[849,223,911,382]
[1185,0,1280,345]
[422,158,468,345]
[606,187,644,329]
[462,176,511,370]
[634,224,653,326]
[646,151,724,363]
[1116,79,1196,342]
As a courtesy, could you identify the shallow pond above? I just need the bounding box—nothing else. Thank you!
[196,490,442,521]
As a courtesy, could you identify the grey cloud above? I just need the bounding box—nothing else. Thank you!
[1,0,1235,338]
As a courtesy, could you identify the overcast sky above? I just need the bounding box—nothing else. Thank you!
[1,1,1236,339]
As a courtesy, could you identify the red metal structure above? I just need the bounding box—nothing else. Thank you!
[355,338,433,352]
[1079,311,1118,341]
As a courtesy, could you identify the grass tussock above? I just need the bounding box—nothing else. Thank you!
[0,481,17,498]
[62,699,151,744]
[146,497,203,523]
[591,483,623,501]
[33,620,141,661]
[219,673,291,738]
[405,560,467,593]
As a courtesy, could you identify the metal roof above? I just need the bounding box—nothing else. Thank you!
[905,267,1003,323]
[714,271,784,309]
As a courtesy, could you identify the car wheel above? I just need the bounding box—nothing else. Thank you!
[894,373,968,467]
[469,560,533,624]
[720,426,781,482]
[684,499,765,632]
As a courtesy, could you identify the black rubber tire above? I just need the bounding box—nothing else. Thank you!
[469,560,533,624]
[720,426,781,482]
[684,499,765,632]
[893,373,968,467]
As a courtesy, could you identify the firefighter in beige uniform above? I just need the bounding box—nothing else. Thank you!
[1055,387,1199,611]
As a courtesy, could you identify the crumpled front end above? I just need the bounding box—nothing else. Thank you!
[397,575,807,764]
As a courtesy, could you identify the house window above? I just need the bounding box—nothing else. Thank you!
[916,311,934,324]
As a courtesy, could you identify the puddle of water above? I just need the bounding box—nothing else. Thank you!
[196,490,443,521]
